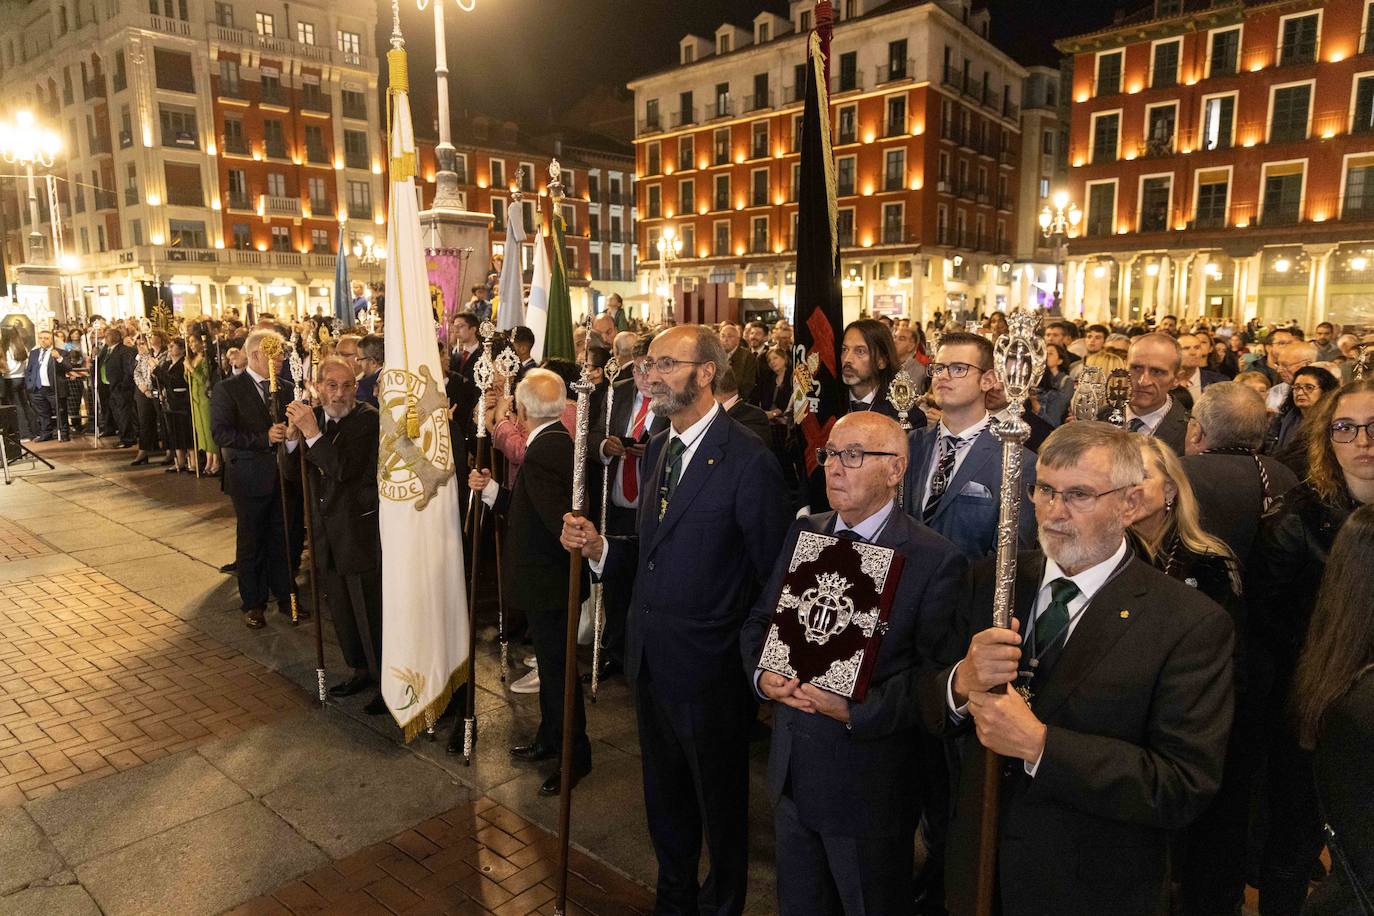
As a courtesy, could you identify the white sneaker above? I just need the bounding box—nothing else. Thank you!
[510,668,540,694]
[522,655,537,668]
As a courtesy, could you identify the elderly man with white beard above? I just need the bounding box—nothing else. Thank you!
[917,421,1235,916]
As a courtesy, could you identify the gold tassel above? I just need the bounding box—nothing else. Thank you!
[406,401,420,439]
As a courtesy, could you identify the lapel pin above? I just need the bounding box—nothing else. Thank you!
[707,458,715,465]
[1119,610,1130,619]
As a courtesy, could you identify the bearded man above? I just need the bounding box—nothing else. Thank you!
[918,421,1235,916]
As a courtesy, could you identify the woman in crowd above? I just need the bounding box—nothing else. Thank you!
[1291,503,1374,916]
[185,331,220,476]
[1250,378,1374,915]
[130,335,161,466]
[748,345,802,497]
[1127,435,1249,915]
[1035,342,1074,427]
[156,338,193,473]
[1272,367,1341,475]
[1,327,34,439]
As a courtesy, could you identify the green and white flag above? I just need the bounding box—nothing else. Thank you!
[377,33,468,742]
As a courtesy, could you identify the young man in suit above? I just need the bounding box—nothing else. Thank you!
[282,357,384,714]
[1121,333,1190,455]
[922,421,1234,916]
[743,411,967,914]
[211,329,306,630]
[472,369,591,796]
[562,325,791,914]
[24,329,67,441]
[904,331,1037,559]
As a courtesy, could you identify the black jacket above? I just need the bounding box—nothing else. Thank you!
[1180,452,1300,568]
[920,551,1235,916]
[726,397,771,443]
[1307,673,1374,916]
[741,510,966,838]
[491,423,588,613]
[156,358,190,414]
[279,405,380,573]
[1247,483,1358,705]
[103,342,137,392]
[211,371,285,499]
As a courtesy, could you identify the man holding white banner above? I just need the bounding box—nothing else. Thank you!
[375,26,469,742]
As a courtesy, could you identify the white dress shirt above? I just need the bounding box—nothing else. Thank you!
[35,349,53,387]
[285,406,353,452]
[946,537,1130,775]
[921,412,992,508]
[1125,397,1172,435]
[589,402,719,575]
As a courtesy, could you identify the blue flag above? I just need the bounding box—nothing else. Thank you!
[333,227,352,326]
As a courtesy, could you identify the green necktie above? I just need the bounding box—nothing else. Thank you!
[1037,577,1080,652]
[659,437,687,520]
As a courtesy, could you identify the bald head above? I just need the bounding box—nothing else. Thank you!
[824,412,907,525]
[831,411,908,459]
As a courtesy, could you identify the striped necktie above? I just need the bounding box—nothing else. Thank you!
[922,435,962,522]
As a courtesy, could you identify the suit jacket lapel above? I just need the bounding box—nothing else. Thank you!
[649,410,728,552]
[933,430,997,520]
[244,373,273,426]
[907,428,936,508]
[1030,559,1147,722]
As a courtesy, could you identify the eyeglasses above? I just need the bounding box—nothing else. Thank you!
[634,356,708,376]
[1028,482,1133,512]
[928,362,986,379]
[1330,421,1374,444]
[1291,383,1321,394]
[815,446,900,469]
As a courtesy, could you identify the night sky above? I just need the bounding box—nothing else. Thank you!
[385,0,1122,134]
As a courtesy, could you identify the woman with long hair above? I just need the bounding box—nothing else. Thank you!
[1250,378,1374,915]
[1035,342,1074,427]
[1291,504,1374,916]
[0,327,35,440]
[156,337,193,473]
[1128,436,1249,915]
[1272,366,1341,476]
[185,332,221,475]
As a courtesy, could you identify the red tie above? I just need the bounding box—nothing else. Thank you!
[621,396,652,503]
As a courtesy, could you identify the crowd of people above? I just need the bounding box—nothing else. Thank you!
[3,293,1372,916]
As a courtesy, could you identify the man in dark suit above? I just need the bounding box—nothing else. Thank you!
[25,329,68,441]
[447,312,482,449]
[1181,381,1299,568]
[473,368,591,795]
[742,411,967,914]
[716,366,770,442]
[905,332,1038,559]
[1175,332,1225,406]
[101,328,138,448]
[842,318,927,430]
[354,334,383,408]
[920,421,1234,916]
[281,356,384,714]
[211,329,304,629]
[718,321,757,400]
[586,351,667,682]
[1121,332,1190,455]
[562,325,790,914]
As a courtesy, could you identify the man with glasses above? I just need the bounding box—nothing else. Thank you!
[903,332,1037,559]
[562,325,790,914]
[281,357,384,713]
[585,341,667,683]
[1118,333,1191,455]
[922,421,1234,916]
[741,412,966,914]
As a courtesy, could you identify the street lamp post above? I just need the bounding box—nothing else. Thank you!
[0,111,62,264]
[1039,191,1081,310]
[419,0,476,210]
[655,225,682,322]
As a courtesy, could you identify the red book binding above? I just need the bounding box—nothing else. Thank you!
[756,531,905,702]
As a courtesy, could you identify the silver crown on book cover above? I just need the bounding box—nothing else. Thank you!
[797,572,855,646]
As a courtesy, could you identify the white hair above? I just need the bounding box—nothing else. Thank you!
[515,368,566,421]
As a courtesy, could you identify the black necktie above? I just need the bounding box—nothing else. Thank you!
[257,379,272,405]
[1129,417,1146,433]
[324,418,338,438]
[849,398,871,412]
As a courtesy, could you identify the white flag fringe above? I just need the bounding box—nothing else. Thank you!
[377,37,469,742]
[526,222,551,362]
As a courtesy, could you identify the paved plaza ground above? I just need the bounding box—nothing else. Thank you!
[0,440,783,915]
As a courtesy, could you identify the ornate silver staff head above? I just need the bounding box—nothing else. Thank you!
[493,345,521,399]
[1105,369,1132,428]
[886,368,918,432]
[993,310,1046,415]
[548,159,564,208]
[472,321,497,438]
[604,355,622,386]
[1071,366,1106,422]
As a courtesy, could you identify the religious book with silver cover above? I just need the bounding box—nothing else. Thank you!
[755,531,905,702]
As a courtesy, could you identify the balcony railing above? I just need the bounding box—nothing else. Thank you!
[343,151,368,170]
[83,78,106,100]
[639,115,663,134]
[149,13,190,35]
[832,72,864,94]
[744,91,772,112]
[881,223,918,245]
[227,193,251,210]
[266,196,301,216]
[162,130,199,149]
[300,94,330,114]
[670,107,696,129]
[94,191,117,211]
[876,58,914,85]
[260,86,286,106]
[342,102,368,120]
[222,135,248,155]
[710,98,734,120]
[347,203,372,220]
[306,143,328,164]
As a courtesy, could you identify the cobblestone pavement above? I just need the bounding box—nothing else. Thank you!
[0,441,670,915]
